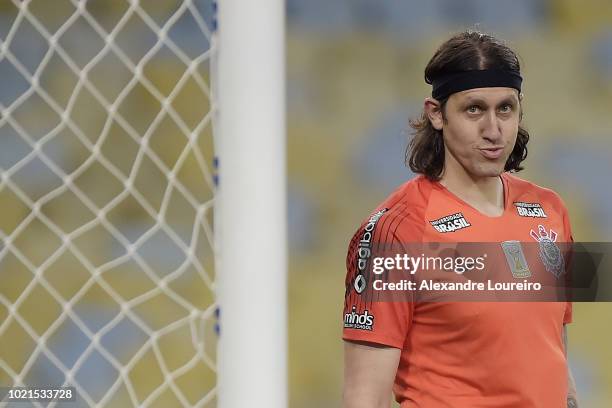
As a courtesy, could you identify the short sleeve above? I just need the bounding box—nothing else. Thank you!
[562,203,574,324]
[342,208,413,349]
[563,302,572,324]
[562,203,574,244]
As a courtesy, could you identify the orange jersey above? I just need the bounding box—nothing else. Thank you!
[343,172,573,407]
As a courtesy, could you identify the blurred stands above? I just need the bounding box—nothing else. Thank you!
[286,1,612,407]
[288,0,547,38]
[1,0,611,407]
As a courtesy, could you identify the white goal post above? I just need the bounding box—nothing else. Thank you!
[217,1,287,408]
[0,0,286,407]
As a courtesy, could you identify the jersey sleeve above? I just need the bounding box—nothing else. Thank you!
[562,202,574,324]
[563,302,572,324]
[342,208,414,348]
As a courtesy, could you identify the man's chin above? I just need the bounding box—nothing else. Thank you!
[471,164,505,178]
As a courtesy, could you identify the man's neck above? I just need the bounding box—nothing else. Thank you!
[439,166,505,217]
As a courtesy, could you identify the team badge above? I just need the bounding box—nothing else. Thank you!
[501,240,531,278]
[530,225,564,278]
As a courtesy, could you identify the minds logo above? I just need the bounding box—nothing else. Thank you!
[344,306,374,331]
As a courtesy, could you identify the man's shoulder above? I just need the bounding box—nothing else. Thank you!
[380,174,433,210]
[505,172,568,212]
[353,176,433,242]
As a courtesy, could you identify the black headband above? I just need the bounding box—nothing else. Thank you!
[431,69,522,100]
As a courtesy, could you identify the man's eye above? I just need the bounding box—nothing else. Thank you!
[499,104,513,113]
[467,105,480,113]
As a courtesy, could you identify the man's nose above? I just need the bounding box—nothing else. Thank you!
[481,110,502,142]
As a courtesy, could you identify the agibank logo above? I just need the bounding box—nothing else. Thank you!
[430,212,471,233]
[344,306,375,331]
[353,208,388,294]
[357,208,388,273]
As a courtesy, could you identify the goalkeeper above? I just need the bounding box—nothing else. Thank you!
[342,30,578,408]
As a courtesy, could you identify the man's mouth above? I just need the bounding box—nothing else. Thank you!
[479,147,504,160]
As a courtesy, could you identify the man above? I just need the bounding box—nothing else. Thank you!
[342,30,579,407]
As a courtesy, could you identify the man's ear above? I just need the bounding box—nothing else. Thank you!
[424,97,444,130]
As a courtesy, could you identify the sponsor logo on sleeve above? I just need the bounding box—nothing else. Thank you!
[353,208,388,294]
[514,202,547,218]
[429,212,471,233]
[353,275,367,294]
[344,306,375,331]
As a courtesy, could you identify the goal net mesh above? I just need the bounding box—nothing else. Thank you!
[0,0,218,406]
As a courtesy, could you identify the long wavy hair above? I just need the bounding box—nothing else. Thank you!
[407,30,529,181]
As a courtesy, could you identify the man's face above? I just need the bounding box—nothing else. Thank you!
[435,87,521,179]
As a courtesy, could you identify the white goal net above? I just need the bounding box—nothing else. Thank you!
[0,0,218,406]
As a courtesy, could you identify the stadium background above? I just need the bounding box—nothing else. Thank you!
[286,1,612,407]
[0,0,611,407]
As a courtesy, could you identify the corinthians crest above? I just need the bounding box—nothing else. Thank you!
[530,225,564,278]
